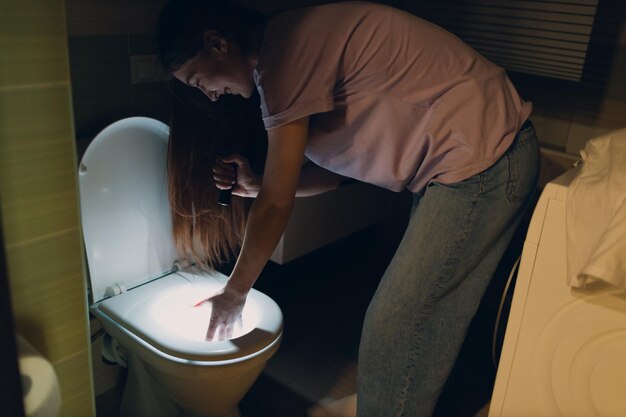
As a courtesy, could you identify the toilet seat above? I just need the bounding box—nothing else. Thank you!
[93,271,282,363]
[80,117,282,367]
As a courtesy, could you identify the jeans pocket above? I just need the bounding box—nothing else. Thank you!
[506,130,540,202]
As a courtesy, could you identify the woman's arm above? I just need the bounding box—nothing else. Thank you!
[214,155,346,198]
[203,117,309,340]
[228,116,308,292]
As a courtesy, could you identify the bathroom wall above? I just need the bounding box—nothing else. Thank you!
[63,0,172,398]
[511,1,626,155]
[0,0,95,416]
[65,0,170,157]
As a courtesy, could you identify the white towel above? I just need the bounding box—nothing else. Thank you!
[566,128,626,291]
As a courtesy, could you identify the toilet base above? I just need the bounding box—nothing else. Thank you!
[120,352,246,417]
[120,352,183,417]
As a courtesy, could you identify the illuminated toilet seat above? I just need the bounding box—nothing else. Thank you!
[92,271,282,364]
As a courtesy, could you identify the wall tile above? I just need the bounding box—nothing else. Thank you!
[66,0,177,139]
[128,0,168,35]
[0,0,68,87]
[6,229,87,364]
[565,99,626,154]
[605,45,626,102]
[65,0,129,36]
[68,36,130,104]
[0,39,68,88]
[0,86,79,246]
[130,82,170,122]
[565,122,613,155]
[68,36,131,136]
[129,34,158,55]
[73,100,136,140]
[66,0,168,36]
[528,107,572,150]
[2,1,94,416]
[54,350,96,417]
[1,0,66,37]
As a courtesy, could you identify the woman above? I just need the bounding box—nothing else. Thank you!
[157,1,540,416]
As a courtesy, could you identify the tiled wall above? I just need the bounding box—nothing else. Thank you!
[0,1,95,416]
[65,0,170,154]
[516,19,626,155]
[472,1,625,155]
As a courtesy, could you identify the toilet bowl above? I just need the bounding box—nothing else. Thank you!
[78,117,283,417]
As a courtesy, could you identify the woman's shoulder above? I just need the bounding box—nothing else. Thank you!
[266,1,392,30]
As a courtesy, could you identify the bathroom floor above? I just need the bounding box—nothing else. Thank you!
[96,190,523,417]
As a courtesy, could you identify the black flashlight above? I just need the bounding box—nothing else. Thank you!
[218,188,232,207]
[217,155,236,207]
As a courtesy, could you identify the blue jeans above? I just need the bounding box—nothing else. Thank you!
[357,122,540,417]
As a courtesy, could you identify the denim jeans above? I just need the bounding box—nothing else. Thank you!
[357,122,540,417]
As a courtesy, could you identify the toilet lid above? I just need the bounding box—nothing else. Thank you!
[79,117,177,303]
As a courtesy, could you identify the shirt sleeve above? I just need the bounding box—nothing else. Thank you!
[254,13,342,130]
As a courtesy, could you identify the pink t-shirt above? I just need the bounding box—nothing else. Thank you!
[254,2,532,192]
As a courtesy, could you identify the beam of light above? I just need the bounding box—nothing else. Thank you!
[149,283,260,342]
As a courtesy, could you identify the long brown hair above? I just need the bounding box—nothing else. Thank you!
[167,81,266,271]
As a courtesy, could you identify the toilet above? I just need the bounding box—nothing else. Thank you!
[78,117,283,417]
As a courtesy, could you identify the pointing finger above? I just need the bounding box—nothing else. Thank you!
[219,325,229,341]
[206,318,218,341]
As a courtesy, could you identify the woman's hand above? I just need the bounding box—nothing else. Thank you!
[213,153,260,198]
[195,284,248,341]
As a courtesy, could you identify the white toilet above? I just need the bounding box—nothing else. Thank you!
[78,117,283,417]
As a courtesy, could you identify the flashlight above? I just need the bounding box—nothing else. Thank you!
[218,189,232,207]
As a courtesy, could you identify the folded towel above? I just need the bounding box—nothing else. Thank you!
[566,128,626,291]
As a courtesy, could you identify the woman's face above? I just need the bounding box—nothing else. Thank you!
[172,32,255,102]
